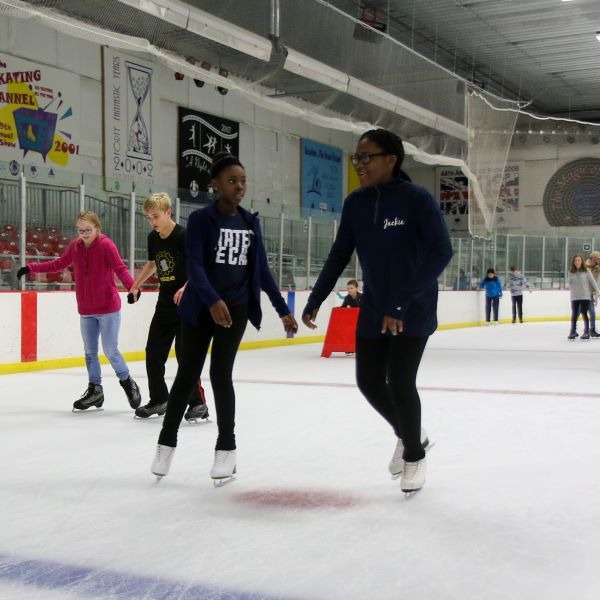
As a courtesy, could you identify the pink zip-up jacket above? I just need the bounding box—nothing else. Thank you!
[28,234,134,316]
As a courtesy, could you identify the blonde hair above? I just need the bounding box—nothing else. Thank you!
[76,210,101,231]
[143,192,172,213]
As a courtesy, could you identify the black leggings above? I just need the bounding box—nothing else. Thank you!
[356,334,429,462]
[158,304,248,450]
[485,296,500,322]
[145,304,202,408]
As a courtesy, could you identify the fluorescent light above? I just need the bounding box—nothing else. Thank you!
[284,49,349,92]
[186,8,272,61]
[347,77,398,112]
[596,31,600,41]
[116,0,188,28]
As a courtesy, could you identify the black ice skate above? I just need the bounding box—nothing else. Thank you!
[119,376,142,409]
[184,403,209,423]
[135,401,167,419]
[590,330,600,338]
[581,331,590,340]
[72,384,104,412]
[567,331,578,340]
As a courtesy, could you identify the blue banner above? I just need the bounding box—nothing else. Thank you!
[301,139,343,216]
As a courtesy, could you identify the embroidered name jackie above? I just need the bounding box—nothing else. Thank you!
[216,228,251,265]
[383,217,405,229]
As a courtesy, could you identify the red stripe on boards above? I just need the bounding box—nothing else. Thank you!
[21,291,37,362]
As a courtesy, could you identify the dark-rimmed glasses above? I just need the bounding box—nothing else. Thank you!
[350,152,389,166]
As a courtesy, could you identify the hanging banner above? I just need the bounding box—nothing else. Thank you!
[437,162,519,216]
[177,107,240,204]
[301,139,343,216]
[103,48,157,192]
[0,53,81,176]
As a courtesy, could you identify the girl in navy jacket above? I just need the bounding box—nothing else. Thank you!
[302,129,452,493]
[152,152,297,482]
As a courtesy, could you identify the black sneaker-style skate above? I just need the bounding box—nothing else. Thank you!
[184,403,209,423]
[135,401,167,419]
[590,330,600,338]
[581,331,590,340]
[73,384,104,411]
[119,376,142,409]
[567,331,577,340]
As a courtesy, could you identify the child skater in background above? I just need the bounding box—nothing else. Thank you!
[340,279,362,307]
[128,192,209,421]
[480,268,503,325]
[151,152,298,483]
[16,211,142,412]
[302,129,452,494]
[567,254,600,340]
[508,265,531,324]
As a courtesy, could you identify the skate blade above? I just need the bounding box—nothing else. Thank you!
[212,475,235,488]
[133,413,163,420]
[403,489,423,499]
[185,417,210,424]
[72,407,104,413]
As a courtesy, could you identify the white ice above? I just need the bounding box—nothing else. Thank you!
[1,321,600,600]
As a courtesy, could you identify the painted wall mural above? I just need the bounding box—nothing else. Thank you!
[543,158,600,226]
[0,53,80,180]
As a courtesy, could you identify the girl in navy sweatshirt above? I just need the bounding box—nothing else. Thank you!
[302,129,452,493]
[151,152,298,482]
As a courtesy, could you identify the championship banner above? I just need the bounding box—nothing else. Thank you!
[0,53,81,178]
[437,167,469,215]
[301,139,343,215]
[437,163,520,215]
[103,48,157,192]
[177,107,240,204]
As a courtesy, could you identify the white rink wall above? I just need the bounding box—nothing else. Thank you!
[0,289,573,367]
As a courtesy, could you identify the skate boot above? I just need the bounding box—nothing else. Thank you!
[135,401,167,419]
[210,450,236,485]
[72,384,104,411]
[567,331,577,340]
[590,330,600,338]
[401,457,427,494]
[581,330,590,340]
[185,403,209,423]
[151,444,175,478]
[119,376,142,409]
[388,428,430,479]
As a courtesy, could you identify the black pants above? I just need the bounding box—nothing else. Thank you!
[145,303,204,408]
[158,304,248,449]
[485,296,500,322]
[356,334,429,462]
[511,295,523,321]
[571,299,590,333]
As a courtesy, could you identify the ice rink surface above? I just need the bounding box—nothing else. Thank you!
[1,321,599,600]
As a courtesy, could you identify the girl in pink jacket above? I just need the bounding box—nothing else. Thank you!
[17,211,142,412]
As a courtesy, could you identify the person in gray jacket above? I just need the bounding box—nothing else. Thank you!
[586,252,600,337]
[567,254,600,340]
[508,266,531,324]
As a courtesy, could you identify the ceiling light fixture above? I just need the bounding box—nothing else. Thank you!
[284,49,349,92]
[596,31,600,41]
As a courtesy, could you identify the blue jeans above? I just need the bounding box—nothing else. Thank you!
[80,312,129,385]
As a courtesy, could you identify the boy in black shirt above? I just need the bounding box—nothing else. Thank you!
[129,193,209,421]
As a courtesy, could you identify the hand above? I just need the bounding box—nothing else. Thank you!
[127,289,141,304]
[381,316,403,335]
[16,266,30,279]
[281,313,298,334]
[302,308,319,330]
[173,283,187,305]
[209,300,232,327]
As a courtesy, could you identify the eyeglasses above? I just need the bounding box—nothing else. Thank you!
[77,228,94,235]
[350,152,388,166]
